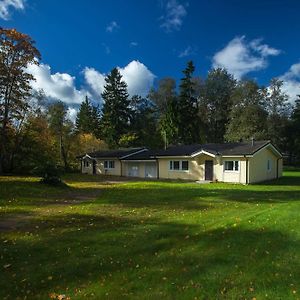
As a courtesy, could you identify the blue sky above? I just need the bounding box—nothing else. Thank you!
[1,0,300,117]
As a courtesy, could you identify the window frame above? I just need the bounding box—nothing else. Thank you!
[224,160,239,172]
[169,160,189,172]
[104,160,115,169]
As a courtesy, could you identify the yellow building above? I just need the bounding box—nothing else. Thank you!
[79,141,283,184]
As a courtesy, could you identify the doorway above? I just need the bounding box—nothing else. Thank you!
[205,160,213,181]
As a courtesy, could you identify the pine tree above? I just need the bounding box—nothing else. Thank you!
[177,61,201,144]
[100,68,131,148]
[76,96,93,133]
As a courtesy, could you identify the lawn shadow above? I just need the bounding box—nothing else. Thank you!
[0,212,299,299]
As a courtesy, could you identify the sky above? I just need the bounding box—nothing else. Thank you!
[1,0,300,119]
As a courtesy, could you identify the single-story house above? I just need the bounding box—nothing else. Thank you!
[78,140,283,184]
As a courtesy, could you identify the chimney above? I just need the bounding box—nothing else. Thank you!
[251,137,254,146]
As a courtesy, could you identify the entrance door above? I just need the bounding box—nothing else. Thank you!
[92,160,97,175]
[145,162,157,178]
[205,160,213,181]
[128,164,139,177]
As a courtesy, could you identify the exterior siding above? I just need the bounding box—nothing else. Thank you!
[248,147,281,183]
[81,158,121,176]
[96,159,121,176]
[158,157,203,180]
[215,157,247,184]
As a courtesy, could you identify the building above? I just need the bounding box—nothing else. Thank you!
[79,140,283,184]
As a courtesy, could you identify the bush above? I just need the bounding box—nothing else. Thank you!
[34,162,63,185]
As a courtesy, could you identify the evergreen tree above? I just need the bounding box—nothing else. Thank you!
[203,68,236,143]
[100,68,131,148]
[225,80,268,141]
[75,96,93,133]
[76,96,101,137]
[177,61,201,144]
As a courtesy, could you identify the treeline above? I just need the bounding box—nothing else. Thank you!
[1,28,300,174]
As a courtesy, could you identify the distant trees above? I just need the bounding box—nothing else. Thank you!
[2,27,300,175]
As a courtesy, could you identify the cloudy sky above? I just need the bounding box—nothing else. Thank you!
[2,0,300,117]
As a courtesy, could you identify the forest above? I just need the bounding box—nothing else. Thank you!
[1,28,300,175]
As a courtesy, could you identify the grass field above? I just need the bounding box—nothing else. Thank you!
[0,171,300,299]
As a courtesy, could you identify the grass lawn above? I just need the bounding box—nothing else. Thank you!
[0,171,300,299]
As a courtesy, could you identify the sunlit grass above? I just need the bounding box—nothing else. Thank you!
[0,171,300,299]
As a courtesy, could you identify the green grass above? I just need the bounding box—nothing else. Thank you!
[0,171,300,299]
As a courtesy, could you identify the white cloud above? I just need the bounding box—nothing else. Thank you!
[83,67,106,96]
[119,60,156,97]
[279,63,300,103]
[130,41,138,47]
[0,0,24,20]
[178,45,194,58]
[27,60,155,119]
[83,60,155,98]
[160,0,187,32]
[106,21,119,33]
[67,106,78,123]
[212,36,281,79]
[27,63,89,104]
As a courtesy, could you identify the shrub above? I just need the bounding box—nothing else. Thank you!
[34,162,63,185]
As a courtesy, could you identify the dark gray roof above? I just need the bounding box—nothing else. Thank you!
[78,147,146,159]
[78,141,281,161]
[121,150,157,160]
[154,140,277,157]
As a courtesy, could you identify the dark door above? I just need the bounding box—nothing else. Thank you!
[92,160,97,175]
[205,160,213,181]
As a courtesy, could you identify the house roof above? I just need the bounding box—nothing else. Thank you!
[78,141,282,161]
[79,147,146,159]
[155,140,277,157]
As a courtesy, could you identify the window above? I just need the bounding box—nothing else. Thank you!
[224,160,239,171]
[182,160,189,170]
[169,160,189,171]
[104,160,115,169]
[267,159,271,171]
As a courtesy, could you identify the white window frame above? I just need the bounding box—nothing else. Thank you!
[104,160,115,169]
[224,160,239,172]
[169,160,189,172]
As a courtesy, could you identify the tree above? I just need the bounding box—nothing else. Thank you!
[265,78,291,148]
[48,101,74,171]
[0,28,41,173]
[225,80,268,141]
[100,68,131,148]
[177,61,202,144]
[129,95,161,148]
[148,77,177,115]
[148,77,179,146]
[286,96,300,164]
[75,96,100,136]
[203,68,236,143]
[76,96,93,133]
